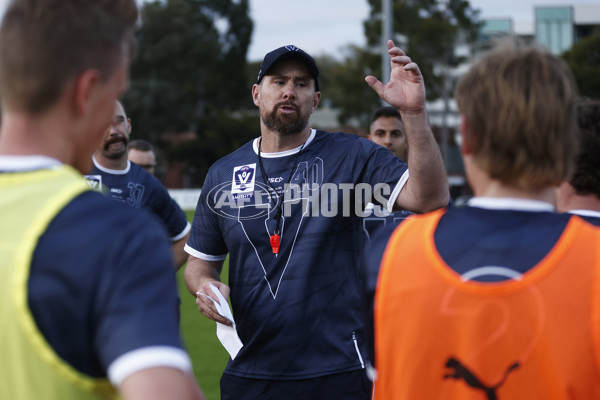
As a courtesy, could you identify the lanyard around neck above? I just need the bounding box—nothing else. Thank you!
[257,137,306,254]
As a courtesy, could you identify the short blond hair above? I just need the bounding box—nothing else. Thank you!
[456,40,579,189]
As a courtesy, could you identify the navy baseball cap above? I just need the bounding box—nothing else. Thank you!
[256,45,320,91]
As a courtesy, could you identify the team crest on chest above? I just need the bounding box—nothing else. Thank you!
[83,175,102,191]
[232,164,256,194]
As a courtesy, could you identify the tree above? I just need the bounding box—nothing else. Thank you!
[125,0,253,136]
[364,0,479,101]
[168,108,260,187]
[316,46,382,129]
[562,27,600,100]
[122,0,254,187]
[363,0,480,163]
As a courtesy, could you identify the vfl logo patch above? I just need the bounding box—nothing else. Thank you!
[83,175,102,191]
[232,164,256,194]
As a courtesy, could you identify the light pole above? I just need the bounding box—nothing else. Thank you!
[381,0,393,94]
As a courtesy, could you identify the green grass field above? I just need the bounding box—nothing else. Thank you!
[178,211,230,400]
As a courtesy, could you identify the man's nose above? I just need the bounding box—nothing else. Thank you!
[282,82,297,100]
[107,124,119,135]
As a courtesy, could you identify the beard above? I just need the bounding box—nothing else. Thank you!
[261,102,310,135]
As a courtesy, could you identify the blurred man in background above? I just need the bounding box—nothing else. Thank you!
[556,97,600,226]
[363,106,412,243]
[367,106,408,161]
[86,101,190,270]
[128,139,157,175]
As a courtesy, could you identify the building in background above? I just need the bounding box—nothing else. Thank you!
[481,18,515,38]
[535,6,575,54]
[535,5,600,54]
[478,4,600,54]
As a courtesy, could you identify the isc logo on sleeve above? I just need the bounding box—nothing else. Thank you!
[232,164,256,194]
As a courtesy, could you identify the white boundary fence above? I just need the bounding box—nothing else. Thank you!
[168,189,202,211]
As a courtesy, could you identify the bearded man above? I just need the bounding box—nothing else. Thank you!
[184,43,449,399]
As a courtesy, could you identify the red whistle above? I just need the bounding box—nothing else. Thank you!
[270,234,280,254]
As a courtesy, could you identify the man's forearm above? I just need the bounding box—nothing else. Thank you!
[184,256,224,296]
[171,234,189,271]
[120,367,205,400]
[397,110,449,212]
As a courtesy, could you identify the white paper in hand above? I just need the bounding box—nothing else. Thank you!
[197,284,243,360]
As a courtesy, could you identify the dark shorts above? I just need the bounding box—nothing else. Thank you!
[220,369,371,400]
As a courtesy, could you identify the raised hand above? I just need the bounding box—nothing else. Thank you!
[365,40,426,114]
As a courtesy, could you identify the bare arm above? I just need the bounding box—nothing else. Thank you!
[366,40,449,213]
[171,231,190,271]
[119,367,204,400]
[184,255,232,326]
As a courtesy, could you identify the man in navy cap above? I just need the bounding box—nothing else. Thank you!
[184,42,449,399]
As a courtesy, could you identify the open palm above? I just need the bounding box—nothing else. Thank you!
[365,40,426,113]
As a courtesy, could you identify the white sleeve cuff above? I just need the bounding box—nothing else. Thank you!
[386,170,409,212]
[184,243,227,261]
[107,346,192,387]
[171,222,191,241]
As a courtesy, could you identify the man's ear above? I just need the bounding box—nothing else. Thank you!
[73,69,101,116]
[127,118,132,134]
[311,91,321,114]
[460,116,476,156]
[251,84,261,107]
